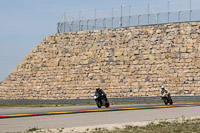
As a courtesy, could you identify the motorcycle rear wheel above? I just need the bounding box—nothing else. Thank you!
[105,102,110,108]
[169,99,173,105]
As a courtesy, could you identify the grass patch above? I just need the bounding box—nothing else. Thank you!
[25,118,200,132]
[89,118,200,133]
[25,127,41,132]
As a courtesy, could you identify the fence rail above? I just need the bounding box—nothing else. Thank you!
[57,9,200,33]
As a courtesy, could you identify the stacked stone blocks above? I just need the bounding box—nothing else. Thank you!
[0,22,200,99]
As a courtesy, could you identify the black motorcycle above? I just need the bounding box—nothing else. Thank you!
[161,92,173,105]
[94,93,109,108]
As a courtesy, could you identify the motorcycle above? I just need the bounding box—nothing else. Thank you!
[94,93,109,108]
[161,92,173,105]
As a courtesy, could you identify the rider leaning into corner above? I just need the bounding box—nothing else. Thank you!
[94,87,108,102]
[160,85,171,98]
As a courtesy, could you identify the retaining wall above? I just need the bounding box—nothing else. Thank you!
[0,22,200,99]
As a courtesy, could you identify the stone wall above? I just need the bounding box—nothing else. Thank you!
[0,22,200,99]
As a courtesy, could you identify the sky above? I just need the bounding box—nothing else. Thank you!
[0,0,199,82]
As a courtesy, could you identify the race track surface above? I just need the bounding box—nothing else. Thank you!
[0,103,200,132]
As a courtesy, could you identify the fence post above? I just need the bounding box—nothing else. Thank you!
[80,20,83,31]
[148,4,150,24]
[87,20,89,30]
[157,13,160,24]
[81,24,83,31]
[79,11,82,31]
[129,6,131,26]
[178,11,181,22]
[120,5,124,27]
[138,15,141,25]
[63,22,66,33]
[168,12,170,23]
[111,8,114,28]
[190,0,192,21]
[120,5,122,27]
[112,17,114,28]
[103,18,106,29]
[79,20,81,31]
[57,22,61,33]
[129,16,131,26]
[95,19,97,29]
[167,1,170,23]
[70,21,74,32]
[94,9,97,29]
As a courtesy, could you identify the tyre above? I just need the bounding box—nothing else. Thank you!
[105,102,110,108]
[169,99,173,105]
[163,98,168,105]
[96,100,102,108]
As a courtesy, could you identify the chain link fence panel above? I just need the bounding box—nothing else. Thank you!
[57,9,200,33]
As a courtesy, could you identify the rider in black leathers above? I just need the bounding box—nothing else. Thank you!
[94,88,108,102]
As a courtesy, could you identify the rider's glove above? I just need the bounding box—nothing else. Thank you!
[94,96,97,99]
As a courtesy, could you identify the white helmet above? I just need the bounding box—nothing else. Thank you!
[161,85,165,89]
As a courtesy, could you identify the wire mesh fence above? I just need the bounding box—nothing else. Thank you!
[57,9,200,33]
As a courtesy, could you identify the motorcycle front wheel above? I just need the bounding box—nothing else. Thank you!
[163,98,168,105]
[96,100,102,108]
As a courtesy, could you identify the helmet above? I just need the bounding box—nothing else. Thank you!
[161,85,165,89]
[96,87,100,91]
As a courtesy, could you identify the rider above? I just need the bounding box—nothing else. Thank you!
[94,87,108,102]
[160,85,171,98]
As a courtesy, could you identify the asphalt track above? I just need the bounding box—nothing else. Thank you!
[0,103,199,118]
[0,103,200,132]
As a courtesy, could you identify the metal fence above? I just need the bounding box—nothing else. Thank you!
[57,9,200,33]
